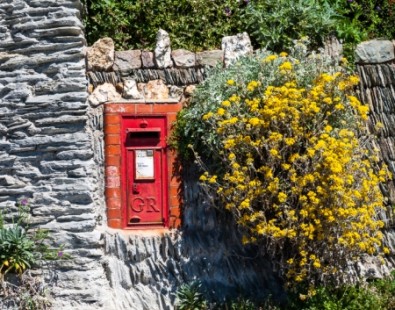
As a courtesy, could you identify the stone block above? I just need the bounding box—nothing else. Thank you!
[88,83,122,107]
[222,32,253,67]
[196,50,223,67]
[143,80,169,100]
[171,49,195,68]
[0,175,26,188]
[154,29,172,68]
[169,85,183,99]
[355,40,395,64]
[113,50,142,73]
[141,50,155,68]
[86,37,115,71]
[123,79,143,99]
[184,85,196,97]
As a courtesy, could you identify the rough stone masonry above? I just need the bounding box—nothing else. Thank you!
[0,0,111,308]
[1,1,395,310]
[0,1,282,309]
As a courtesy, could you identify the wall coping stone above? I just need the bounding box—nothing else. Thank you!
[355,39,395,64]
[107,99,180,104]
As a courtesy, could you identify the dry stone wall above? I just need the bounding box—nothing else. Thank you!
[86,30,254,106]
[2,1,395,309]
[0,0,113,308]
[0,1,281,309]
[355,39,395,274]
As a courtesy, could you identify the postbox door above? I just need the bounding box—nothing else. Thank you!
[126,148,164,225]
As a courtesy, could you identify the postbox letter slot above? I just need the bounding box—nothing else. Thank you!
[130,216,141,223]
[126,131,160,147]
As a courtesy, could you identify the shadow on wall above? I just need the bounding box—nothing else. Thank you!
[102,161,285,309]
[179,162,285,304]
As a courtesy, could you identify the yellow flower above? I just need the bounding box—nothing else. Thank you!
[249,117,260,126]
[229,94,240,102]
[279,61,292,71]
[313,260,321,268]
[227,79,235,86]
[278,192,287,203]
[247,80,260,92]
[270,149,279,157]
[263,54,278,62]
[349,75,360,85]
[222,100,231,107]
[208,175,217,184]
[285,138,296,146]
[217,108,226,116]
[202,111,213,120]
[324,125,332,132]
[199,175,207,182]
[280,52,288,57]
[340,57,348,64]
[281,163,291,170]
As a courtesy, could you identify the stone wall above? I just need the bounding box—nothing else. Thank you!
[85,31,253,106]
[1,1,395,309]
[0,0,112,308]
[355,39,395,272]
[0,1,281,309]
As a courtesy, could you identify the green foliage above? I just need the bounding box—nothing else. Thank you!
[242,0,337,51]
[176,282,207,310]
[173,53,271,160]
[174,40,390,290]
[81,0,244,51]
[0,225,36,275]
[0,199,67,309]
[227,298,256,310]
[81,0,395,56]
[176,274,395,310]
[294,285,381,310]
[330,0,382,43]
[288,275,395,310]
[0,201,63,280]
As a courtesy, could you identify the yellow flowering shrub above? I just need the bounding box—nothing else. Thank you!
[174,40,391,289]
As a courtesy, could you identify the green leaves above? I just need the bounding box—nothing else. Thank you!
[81,0,395,59]
[176,282,207,310]
[0,202,67,283]
[82,0,244,51]
[243,0,337,52]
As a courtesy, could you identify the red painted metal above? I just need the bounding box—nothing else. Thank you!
[121,116,168,228]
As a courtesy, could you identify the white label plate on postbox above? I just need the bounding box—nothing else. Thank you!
[135,150,154,179]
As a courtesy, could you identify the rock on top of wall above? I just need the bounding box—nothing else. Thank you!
[123,79,143,99]
[113,50,142,74]
[355,39,395,64]
[196,50,223,67]
[87,37,115,71]
[171,49,195,68]
[143,79,169,100]
[222,32,253,67]
[141,50,155,68]
[323,36,343,61]
[154,29,173,68]
[88,83,122,106]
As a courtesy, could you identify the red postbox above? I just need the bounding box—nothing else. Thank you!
[122,116,168,227]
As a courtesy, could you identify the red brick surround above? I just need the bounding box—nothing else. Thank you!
[104,102,182,229]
